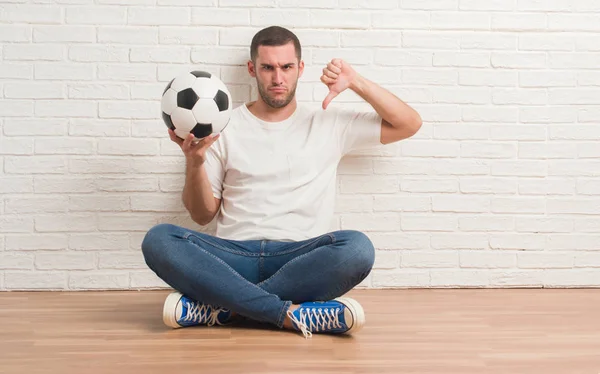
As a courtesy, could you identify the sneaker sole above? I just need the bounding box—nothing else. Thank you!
[163,291,184,328]
[334,297,365,334]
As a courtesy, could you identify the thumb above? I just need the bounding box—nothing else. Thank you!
[322,90,338,110]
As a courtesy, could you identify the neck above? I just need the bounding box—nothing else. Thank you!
[247,97,297,122]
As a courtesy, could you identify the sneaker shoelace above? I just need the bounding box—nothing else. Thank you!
[183,300,226,326]
[286,306,343,339]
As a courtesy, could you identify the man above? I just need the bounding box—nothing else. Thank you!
[142,26,422,339]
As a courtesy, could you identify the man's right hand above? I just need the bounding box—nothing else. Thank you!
[168,129,220,167]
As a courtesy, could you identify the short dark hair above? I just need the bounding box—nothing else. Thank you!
[250,26,301,62]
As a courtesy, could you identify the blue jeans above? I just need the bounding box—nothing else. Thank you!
[141,224,375,328]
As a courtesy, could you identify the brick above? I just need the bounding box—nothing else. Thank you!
[492,161,547,177]
[434,124,489,140]
[459,177,518,194]
[309,10,368,29]
[548,14,600,32]
[519,33,574,51]
[430,270,489,287]
[403,70,458,85]
[69,271,129,289]
[130,47,190,63]
[543,270,600,287]
[69,46,129,62]
[0,138,33,155]
[462,107,518,123]
[574,253,600,268]
[432,195,490,213]
[192,8,249,26]
[5,83,63,99]
[402,215,457,231]
[492,197,546,214]
[549,160,600,177]
[33,26,95,43]
[402,140,459,157]
[548,198,600,215]
[372,11,430,30]
[403,32,460,50]
[401,177,458,193]
[519,71,576,87]
[461,142,516,159]
[549,88,600,105]
[489,271,544,287]
[373,196,431,212]
[69,233,130,251]
[431,233,488,249]
[547,235,600,251]
[578,179,600,195]
[0,253,34,270]
[341,213,400,231]
[190,47,248,65]
[0,64,32,80]
[492,13,547,31]
[130,270,170,289]
[460,251,516,268]
[4,45,64,61]
[34,177,95,194]
[130,194,185,212]
[335,196,373,213]
[459,70,517,87]
[433,88,490,105]
[430,12,490,30]
[516,217,573,233]
[0,5,62,24]
[0,216,34,233]
[35,63,95,81]
[98,139,159,156]
[340,176,398,193]
[518,142,578,159]
[69,195,131,212]
[5,234,67,251]
[517,0,571,11]
[0,100,33,117]
[70,119,130,137]
[128,7,191,26]
[5,156,66,174]
[372,270,430,287]
[0,25,31,42]
[549,125,600,140]
[35,214,96,233]
[99,101,157,120]
[35,253,95,270]
[518,178,576,196]
[373,250,400,269]
[403,251,459,268]
[98,27,158,44]
[98,177,158,192]
[459,216,514,231]
[68,84,129,100]
[35,100,96,118]
[369,232,430,250]
[98,214,157,231]
[160,27,218,45]
[343,31,401,47]
[5,196,67,214]
[65,6,126,24]
[401,0,458,10]
[0,177,33,194]
[98,252,146,269]
[5,272,67,290]
[35,138,94,155]
[519,106,577,123]
[490,234,546,250]
[98,64,156,82]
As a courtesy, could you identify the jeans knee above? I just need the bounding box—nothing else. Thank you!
[141,223,177,266]
[338,230,375,272]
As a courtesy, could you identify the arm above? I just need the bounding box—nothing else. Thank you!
[321,59,423,144]
[169,129,221,226]
[182,162,221,226]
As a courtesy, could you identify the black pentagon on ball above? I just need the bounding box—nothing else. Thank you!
[191,123,213,139]
[191,71,211,78]
[163,78,174,95]
[214,90,229,112]
[162,112,175,130]
[177,88,198,110]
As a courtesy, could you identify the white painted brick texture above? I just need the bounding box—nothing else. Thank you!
[1,2,599,291]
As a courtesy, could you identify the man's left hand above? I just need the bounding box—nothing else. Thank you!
[321,58,357,110]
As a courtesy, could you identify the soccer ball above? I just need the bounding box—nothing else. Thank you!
[161,70,232,140]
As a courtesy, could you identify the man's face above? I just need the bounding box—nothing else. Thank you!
[248,42,304,109]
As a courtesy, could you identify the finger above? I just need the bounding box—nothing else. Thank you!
[322,67,338,79]
[327,62,342,75]
[181,133,195,152]
[200,133,220,149]
[168,129,184,147]
[320,75,336,85]
[331,58,343,69]
[322,91,338,110]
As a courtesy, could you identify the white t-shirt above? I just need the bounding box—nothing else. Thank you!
[204,102,382,241]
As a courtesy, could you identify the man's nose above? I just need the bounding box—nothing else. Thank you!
[273,69,283,84]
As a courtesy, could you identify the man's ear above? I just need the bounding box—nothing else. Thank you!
[247,60,256,77]
[298,59,304,79]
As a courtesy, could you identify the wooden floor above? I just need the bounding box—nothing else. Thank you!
[1,289,599,374]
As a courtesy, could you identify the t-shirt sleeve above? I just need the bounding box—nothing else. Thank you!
[203,140,225,199]
[333,109,382,155]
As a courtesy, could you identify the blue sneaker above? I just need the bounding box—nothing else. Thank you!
[162,291,232,328]
[286,297,365,338]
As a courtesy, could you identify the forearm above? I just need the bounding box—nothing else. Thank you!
[349,74,422,130]
[182,162,218,225]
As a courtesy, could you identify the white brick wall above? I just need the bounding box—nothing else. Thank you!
[1,1,599,291]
